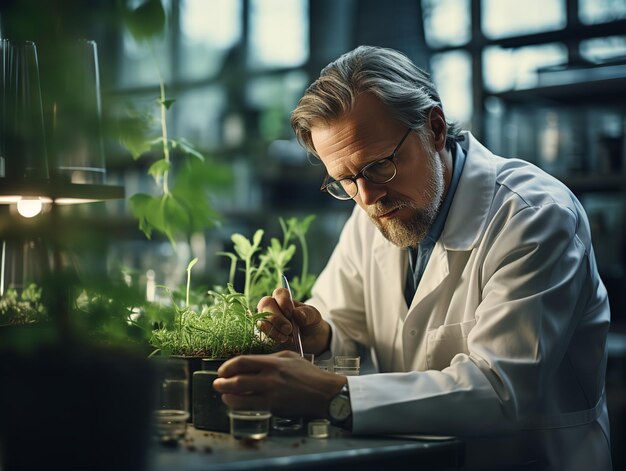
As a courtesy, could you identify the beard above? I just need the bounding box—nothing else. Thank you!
[366,153,445,248]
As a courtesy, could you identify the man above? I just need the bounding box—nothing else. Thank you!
[213,46,611,470]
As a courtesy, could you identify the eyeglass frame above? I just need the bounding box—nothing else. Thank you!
[320,127,413,200]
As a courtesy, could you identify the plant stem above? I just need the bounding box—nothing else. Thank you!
[299,234,309,283]
[186,267,191,309]
[244,255,251,308]
[149,43,170,195]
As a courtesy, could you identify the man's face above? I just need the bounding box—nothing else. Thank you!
[310,94,448,248]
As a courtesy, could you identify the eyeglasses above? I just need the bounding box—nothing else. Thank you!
[320,128,412,201]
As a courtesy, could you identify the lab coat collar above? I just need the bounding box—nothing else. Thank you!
[440,132,497,251]
[371,131,496,315]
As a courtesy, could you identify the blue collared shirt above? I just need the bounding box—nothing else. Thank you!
[405,142,466,305]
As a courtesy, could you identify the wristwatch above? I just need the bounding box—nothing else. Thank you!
[328,384,352,430]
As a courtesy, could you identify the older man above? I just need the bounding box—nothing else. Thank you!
[214,46,611,470]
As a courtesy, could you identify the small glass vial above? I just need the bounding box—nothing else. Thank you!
[307,419,330,438]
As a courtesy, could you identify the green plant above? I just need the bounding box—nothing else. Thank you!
[220,215,317,307]
[70,275,153,349]
[118,0,231,246]
[0,284,47,326]
[148,258,276,358]
[147,215,317,357]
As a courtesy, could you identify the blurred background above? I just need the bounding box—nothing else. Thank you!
[1,0,625,467]
[2,0,624,309]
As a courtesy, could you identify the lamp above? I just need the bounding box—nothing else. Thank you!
[0,38,123,297]
[0,38,123,215]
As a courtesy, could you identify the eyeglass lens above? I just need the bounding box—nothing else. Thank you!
[327,159,397,199]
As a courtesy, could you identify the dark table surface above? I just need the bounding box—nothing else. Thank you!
[149,425,464,471]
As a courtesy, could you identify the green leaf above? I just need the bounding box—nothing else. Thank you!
[116,110,155,160]
[147,159,170,180]
[171,138,205,161]
[187,257,198,272]
[129,193,155,239]
[296,215,316,236]
[122,0,166,43]
[163,194,191,240]
[216,252,237,263]
[170,184,220,233]
[281,244,296,265]
[160,98,176,109]
[252,229,264,249]
[287,215,316,238]
[231,234,253,259]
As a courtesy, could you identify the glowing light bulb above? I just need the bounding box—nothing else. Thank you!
[16,197,44,218]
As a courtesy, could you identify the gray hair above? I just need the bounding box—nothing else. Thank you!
[291,45,462,155]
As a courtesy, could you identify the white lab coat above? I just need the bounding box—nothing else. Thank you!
[309,132,612,470]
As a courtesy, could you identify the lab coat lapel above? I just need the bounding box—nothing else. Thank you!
[372,235,406,370]
[404,131,496,336]
[407,243,450,312]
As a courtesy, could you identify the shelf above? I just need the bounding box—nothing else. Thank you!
[0,179,125,204]
[489,76,626,105]
[428,19,626,54]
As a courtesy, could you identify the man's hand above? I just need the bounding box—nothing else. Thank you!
[256,288,331,355]
[213,351,346,419]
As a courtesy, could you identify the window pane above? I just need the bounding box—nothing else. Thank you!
[483,44,567,92]
[179,0,242,81]
[430,51,472,126]
[422,0,470,48]
[118,32,171,88]
[482,0,566,39]
[117,0,173,88]
[246,71,309,140]
[247,0,309,69]
[579,0,626,24]
[171,86,226,150]
[245,71,308,110]
[581,36,626,63]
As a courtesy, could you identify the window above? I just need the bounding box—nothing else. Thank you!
[579,0,626,24]
[247,0,309,69]
[246,71,309,140]
[180,0,242,80]
[430,51,473,126]
[483,43,568,92]
[421,0,471,48]
[482,0,566,39]
[580,35,626,63]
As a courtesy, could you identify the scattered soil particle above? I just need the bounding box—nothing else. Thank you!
[239,438,261,449]
[160,439,179,448]
[203,446,214,454]
[186,445,197,452]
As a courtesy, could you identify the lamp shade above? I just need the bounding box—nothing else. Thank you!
[0,40,49,181]
[51,39,106,184]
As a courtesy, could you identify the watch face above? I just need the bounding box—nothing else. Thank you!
[329,395,351,421]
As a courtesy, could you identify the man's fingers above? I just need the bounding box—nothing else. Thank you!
[256,295,293,339]
[271,287,294,316]
[213,373,266,394]
[256,318,291,343]
[217,353,283,378]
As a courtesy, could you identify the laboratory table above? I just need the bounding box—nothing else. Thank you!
[150,425,464,471]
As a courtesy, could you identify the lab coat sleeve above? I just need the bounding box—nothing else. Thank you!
[308,206,369,356]
[349,202,605,436]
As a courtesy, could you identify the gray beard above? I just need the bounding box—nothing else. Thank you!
[367,154,445,248]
